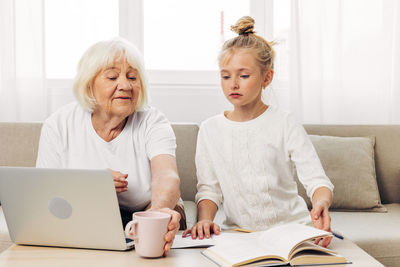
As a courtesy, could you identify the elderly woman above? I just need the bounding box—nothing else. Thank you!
[36,37,184,255]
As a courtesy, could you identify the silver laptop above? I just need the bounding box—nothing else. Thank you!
[0,167,134,251]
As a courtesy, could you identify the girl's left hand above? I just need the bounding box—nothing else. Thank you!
[310,200,332,247]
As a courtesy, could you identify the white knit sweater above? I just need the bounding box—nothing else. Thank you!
[195,106,334,231]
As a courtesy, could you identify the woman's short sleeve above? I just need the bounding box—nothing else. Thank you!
[144,108,177,160]
[36,121,63,168]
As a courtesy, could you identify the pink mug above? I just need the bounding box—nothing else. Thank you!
[125,211,171,258]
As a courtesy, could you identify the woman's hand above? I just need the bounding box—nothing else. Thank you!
[151,207,181,256]
[182,220,220,239]
[108,169,128,193]
[310,199,332,247]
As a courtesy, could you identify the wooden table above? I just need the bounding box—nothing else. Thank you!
[0,236,384,267]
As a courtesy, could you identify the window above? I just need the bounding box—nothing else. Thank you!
[45,0,119,79]
[143,0,250,71]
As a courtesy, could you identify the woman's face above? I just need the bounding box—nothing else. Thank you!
[220,50,272,109]
[92,58,140,119]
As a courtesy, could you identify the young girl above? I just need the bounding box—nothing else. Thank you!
[183,16,334,247]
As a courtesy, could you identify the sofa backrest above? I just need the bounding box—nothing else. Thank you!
[304,125,400,204]
[0,122,42,167]
[172,124,199,202]
[0,122,399,204]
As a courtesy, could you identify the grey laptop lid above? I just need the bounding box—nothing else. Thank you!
[0,167,133,251]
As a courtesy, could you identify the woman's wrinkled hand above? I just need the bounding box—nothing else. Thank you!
[151,207,181,256]
[182,220,220,240]
[310,199,332,247]
[108,169,128,193]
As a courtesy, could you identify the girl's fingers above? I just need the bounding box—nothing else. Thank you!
[183,221,218,239]
[204,223,211,238]
[197,224,204,239]
[212,223,221,234]
[191,225,198,239]
[322,236,332,247]
[182,229,191,237]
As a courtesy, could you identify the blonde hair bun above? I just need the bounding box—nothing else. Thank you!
[220,16,275,72]
[231,16,255,35]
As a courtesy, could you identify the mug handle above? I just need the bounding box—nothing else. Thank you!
[125,219,138,240]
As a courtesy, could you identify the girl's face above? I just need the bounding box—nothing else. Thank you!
[220,50,273,109]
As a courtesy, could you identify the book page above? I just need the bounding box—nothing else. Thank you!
[204,238,287,266]
[290,249,347,265]
[288,241,347,265]
[258,223,332,259]
[291,241,337,257]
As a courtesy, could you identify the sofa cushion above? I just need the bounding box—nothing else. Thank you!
[331,203,400,266]
[296,135,385,211]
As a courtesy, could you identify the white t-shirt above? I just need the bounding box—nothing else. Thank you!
[195,106,334,231]
[36,102,176,212]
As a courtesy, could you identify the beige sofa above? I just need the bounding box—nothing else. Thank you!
[0,122,399,266]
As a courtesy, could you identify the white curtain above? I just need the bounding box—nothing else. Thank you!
[0,0,47,122]
[280,0,400,124]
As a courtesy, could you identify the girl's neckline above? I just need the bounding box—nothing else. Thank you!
[223,105,271,125]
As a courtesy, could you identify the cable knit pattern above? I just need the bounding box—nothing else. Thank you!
[195,106,334,231]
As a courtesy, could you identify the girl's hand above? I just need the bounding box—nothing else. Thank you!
[108,169,128,193]
[182,220,220,239]
[310,199,332,247]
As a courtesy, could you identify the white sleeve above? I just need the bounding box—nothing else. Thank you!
[285,113,334,200]
[145,109,176,160]
[194,125,223,207]
[36,121,63,168]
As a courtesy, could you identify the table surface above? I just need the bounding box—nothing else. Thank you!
[0,235,384,267]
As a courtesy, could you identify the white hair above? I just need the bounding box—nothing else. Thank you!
[73,37,148,112]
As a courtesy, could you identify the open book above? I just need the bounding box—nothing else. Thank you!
[201,223,348,267]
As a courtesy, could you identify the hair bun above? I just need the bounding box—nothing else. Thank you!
[231,16,255,35]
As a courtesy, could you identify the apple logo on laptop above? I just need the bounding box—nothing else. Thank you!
[48,197,72,219]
